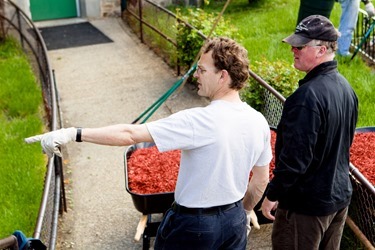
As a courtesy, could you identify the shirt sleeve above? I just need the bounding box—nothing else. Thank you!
[255,127,273,167]
[146,111,195,152]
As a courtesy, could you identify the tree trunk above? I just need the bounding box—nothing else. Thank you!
[0,0,5,41]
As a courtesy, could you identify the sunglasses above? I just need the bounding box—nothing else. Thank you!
[292,44,323,51]
[292,45,306,51]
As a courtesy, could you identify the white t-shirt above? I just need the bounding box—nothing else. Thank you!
[146,100,272,208]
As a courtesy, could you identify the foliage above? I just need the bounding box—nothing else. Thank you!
[0,38,45,238]
[175,8,242,69]
[199,0,374,127]
[240,58,300,111]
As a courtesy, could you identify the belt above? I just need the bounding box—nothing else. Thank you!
[171,200,241,215]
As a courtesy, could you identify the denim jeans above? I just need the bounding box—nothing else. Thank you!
[337,0,360,55]
[154,202,247,250]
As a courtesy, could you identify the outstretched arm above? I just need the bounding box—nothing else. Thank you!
[82,124,153,145]
[25,124,153,158]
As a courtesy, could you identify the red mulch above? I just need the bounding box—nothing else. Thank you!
[350,132,375,185]
[127,131,374,194]
[127,146,180,194]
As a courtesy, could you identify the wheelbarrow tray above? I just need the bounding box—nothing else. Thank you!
[124,142,175,215]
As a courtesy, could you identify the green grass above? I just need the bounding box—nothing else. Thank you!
[195,2,374,247]
[0,38,46,238]
[195,0,375,126]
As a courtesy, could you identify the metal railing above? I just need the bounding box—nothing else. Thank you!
[123,0,205,76]
[0,1,65,249]
[353,10,375,62]
[123,1,375,248]
[0,235,18,250]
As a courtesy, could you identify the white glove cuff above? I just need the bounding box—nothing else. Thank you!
[65,127,78,142]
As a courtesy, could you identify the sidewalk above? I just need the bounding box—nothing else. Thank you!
[37,17,272,249]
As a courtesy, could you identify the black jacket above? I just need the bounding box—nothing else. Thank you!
[266,61,358,216]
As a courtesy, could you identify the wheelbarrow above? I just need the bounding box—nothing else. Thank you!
[123,139,276,249]
[124,142,175,250]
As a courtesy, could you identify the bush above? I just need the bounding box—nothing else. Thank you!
[241,58,301,111]
[175,8,242,70]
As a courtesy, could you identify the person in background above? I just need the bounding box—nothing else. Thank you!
[297,0,335,24]
[261,15,358,250]
[337,0,375,56]
[25,37,272,250]
[297,0,375,56]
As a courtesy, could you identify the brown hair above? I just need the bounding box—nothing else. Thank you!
[202,37,249,90]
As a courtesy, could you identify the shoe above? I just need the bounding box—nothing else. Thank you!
[336,52,352,57]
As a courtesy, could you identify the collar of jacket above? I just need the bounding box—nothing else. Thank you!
[298,60,337,87]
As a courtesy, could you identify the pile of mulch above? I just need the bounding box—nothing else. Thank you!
[350,132,375,184]
[127,130,374,194]
[127,146,180,194]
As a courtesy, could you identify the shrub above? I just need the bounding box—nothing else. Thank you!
[241,58,301,111]
[175,8,242,70]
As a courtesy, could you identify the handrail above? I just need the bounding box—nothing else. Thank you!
[1,1,65,249]
[1,0,53,121]
[0,235,19,250]
[349,162,375,196]
[248,69,286,103]
[353,9,375,62]
[124,0,206,75]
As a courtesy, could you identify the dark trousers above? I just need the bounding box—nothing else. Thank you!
[272,207,348,250]
[297,0,335,24]
[154,202,247,250]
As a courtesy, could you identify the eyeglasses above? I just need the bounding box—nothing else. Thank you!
[196,66,221,75]
[196,66,207,75]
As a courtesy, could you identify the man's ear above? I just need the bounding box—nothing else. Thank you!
[317,45,327,57]
[221,69,229,79]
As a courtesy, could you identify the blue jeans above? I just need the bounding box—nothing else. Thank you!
[154,202,247,250]
[337,0,360,55]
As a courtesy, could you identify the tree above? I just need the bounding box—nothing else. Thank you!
[0,0,5,41]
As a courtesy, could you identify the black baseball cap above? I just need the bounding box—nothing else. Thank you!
[283,15,338,47]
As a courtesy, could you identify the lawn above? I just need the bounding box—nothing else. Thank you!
[0,38,46,238]
[197,0,375,126]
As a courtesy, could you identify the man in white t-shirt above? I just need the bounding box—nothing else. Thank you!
[25,37,272,249]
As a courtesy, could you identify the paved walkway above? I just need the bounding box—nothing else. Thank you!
[37,17,272,249]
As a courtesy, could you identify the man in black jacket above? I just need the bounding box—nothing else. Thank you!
[261,15,358,250]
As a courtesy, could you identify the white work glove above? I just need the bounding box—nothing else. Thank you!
[245,209,260,236]
[25,127,77,158]
[365,2,375,17]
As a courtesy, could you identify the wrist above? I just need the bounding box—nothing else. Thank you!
[76,127,82,142]
[266,193,278,202]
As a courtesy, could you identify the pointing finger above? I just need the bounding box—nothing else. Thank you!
[25,135,43,144]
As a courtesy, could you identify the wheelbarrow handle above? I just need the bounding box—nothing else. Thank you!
[134,215,148,242]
